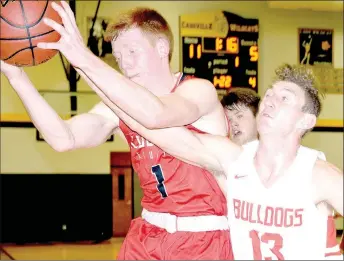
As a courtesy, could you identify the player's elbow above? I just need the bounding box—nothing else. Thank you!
[131,105,164,129]
[138,108,166,129]
[50,140,75,152]
[141,115,160,129]
[42,134,75,152]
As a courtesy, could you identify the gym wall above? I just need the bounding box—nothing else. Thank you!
[1,1,343,222]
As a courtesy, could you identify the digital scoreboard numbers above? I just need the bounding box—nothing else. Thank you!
[180,11,259,98]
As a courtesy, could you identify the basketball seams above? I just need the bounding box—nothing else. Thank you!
[0,16,22,28]
[3,46,34,61]
[1,0,11,7]
[0,29,55,41]
[0,0,49,29]
[19,0,35,65]
[34,0,49,28]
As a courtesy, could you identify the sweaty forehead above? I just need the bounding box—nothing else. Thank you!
[226,105,251,116]
[272,80,301,93]
[269,80,306,106]
[112,27,148,49]
[226,103,248,112]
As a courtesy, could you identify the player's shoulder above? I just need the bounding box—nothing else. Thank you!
[88,101,112,116]
[175,74,217,97]
[299,145,326,160]
[88,101,119,124]
[313,158,342,177]
[214,136,243,168]
[312,158,342,202]
[241,139,259,154]
[310,158,342,198]
[230,139,257,164]
[178,76,214,89]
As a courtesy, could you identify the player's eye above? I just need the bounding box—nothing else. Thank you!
[265,90,272,97]
[113,54,120,62]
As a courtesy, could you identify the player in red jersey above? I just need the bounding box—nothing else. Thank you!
[114,74,231,260]
[1,3,232,260]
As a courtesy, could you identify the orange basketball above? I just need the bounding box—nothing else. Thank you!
[0,0,63,66]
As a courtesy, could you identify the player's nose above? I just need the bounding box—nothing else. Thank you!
[264,96,275,109]
[230,121,239,128]
[120,56,134,70]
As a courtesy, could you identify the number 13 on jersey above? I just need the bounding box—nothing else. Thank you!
[151,164,168,198]
[250,230,285,260]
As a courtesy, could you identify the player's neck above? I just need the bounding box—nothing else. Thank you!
[255,135,301,175]
[146,66,178,96]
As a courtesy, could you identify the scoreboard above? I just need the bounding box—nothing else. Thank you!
[180,11,259,98]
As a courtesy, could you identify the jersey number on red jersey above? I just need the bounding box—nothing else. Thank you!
[151,164,168,198]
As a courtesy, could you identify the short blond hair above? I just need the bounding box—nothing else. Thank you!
[274,63,322,117]
[104,7,174,62]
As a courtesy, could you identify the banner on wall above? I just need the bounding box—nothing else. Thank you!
[298,28,333,66]
[297,28,342,96]
[298,28,343,130]
[312,64,344,130]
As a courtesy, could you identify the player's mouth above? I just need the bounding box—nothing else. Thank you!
[262,112,272,118]
[233,130,242,137]
[128,73,140,80]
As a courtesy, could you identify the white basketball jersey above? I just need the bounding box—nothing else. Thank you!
[226,140,328,260]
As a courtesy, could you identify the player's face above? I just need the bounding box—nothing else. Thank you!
[225,105,257,145]
[256,81,307,137]
[112,27,164,87]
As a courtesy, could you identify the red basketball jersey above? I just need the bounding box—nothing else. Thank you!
[119,74,227,216]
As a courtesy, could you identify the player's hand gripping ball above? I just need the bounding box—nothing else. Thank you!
[36,1,87,69]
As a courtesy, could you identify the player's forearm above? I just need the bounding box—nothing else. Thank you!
[9,75,74,151]
[126,120,223,172]
[76,50,166,129]
[75,68,138,128]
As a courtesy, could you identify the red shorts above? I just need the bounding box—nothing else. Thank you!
[117,217,233,260]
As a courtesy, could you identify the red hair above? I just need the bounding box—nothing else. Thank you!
[104,7,174,62]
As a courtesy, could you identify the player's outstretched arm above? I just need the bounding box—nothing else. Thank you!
[78,54,223,129]
[122,115,240,173]
[36,2,226,130]
[82,93,240,177]
[1,61,118,151]
[135,127,227,172]
[89,100,223,171]
[314,160,343,216]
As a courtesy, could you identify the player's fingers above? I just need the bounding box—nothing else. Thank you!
[60,1,77,28]
[0,60,13,68]
[59,1,83,41]
[0,60,8,72]
[36,42,60,50]
[43,18,68,38]
[51,2,74,34]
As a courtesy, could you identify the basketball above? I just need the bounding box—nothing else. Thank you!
[0,0,63,67]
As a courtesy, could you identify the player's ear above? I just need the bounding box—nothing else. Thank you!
[156,37,169,59]
[298,113,316,131]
